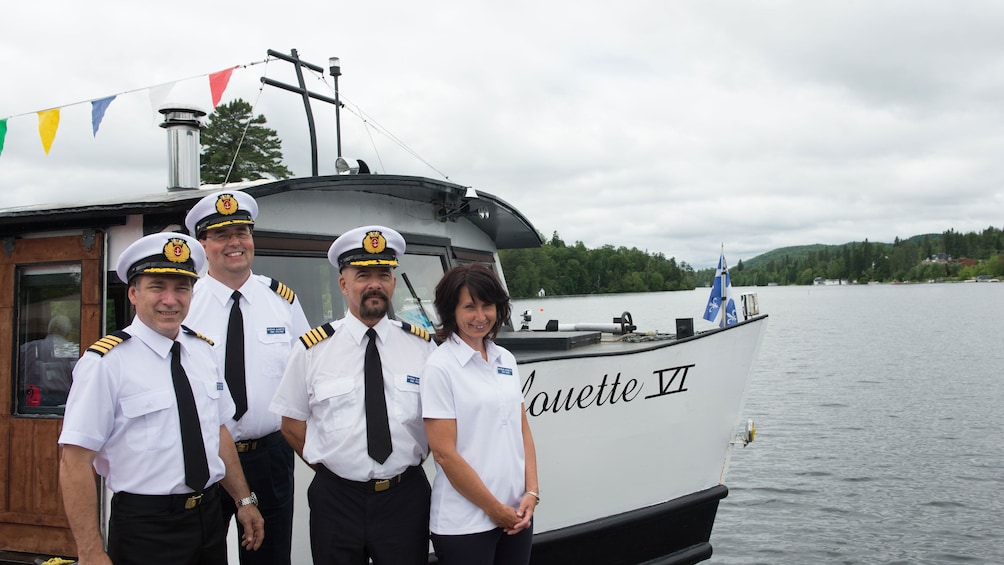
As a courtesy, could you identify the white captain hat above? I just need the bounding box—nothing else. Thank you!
[185,191,259,238]
[116,232,206,284]
[328,225,406,270]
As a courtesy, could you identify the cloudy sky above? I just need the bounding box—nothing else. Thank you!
[3,1,1004,268]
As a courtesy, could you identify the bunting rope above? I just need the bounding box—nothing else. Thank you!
[0,58,271,158]
[0,53,454,184]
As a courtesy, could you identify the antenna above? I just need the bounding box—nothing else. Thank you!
[260,49,339,176]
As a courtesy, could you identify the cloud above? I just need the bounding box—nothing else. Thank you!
[3,1,1004,268]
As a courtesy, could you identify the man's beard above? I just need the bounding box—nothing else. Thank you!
[359,290,389,319]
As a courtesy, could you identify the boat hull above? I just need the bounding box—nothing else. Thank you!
[498,314,767,563]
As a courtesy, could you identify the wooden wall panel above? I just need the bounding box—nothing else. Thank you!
[1,232,103,558]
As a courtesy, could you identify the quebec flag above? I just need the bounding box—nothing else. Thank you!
[703,250,738,327]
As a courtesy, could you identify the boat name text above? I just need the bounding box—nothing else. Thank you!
[521,363,694,416]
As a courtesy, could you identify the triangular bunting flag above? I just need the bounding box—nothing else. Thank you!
[149,82,177,123]
[37,109,61,155]
[0,119,7,157]
[91,95,116,137]
[209,66,237,108]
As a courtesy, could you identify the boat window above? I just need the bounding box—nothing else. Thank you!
[254,251,446,333]
[253,254,340,328]
[13,264,82,417]
[393,253,446,333]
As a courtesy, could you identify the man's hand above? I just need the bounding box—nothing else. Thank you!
[236,504,265,550]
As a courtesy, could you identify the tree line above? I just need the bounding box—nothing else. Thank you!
[697,227,1004,287]
[196,101,1004,291]
[498,233,696,298]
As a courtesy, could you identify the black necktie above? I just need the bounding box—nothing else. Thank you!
[171,341,210,492]
[226,290,247,420]
[364,328,392,463]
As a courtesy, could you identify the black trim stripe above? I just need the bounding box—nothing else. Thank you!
[299,323,336,349]
[270,278,296,304]
[398,321,431,342]
[181,325,215,346]
[86,330,132,356]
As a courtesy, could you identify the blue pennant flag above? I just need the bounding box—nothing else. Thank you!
[91,96,116,137]
[703,250,738,327]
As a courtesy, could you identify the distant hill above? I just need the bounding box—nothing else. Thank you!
[740,234,943,269]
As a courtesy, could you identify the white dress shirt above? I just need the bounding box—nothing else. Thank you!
[271,314,437,481]
[421,334,526,535]
[58,317,234,495]
[185,272,310,441]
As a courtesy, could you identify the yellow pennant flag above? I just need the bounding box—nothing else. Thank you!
[37,109,61,155]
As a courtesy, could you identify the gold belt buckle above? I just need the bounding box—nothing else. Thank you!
[374,479,390,492]
[184,494,203,510]
[235,441,250,453]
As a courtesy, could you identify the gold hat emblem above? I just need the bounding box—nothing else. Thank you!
[164,238,192,264]
[363,231,387,254]
[215,193,239,216]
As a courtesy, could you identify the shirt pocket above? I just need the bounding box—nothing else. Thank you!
[257,326,293,379]
[200,379,222,427]
[393,372,422,424]
[121,388,177,451]
[313,377,356,432]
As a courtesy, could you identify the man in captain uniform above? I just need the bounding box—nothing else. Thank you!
[59,232,264,565]
[185,191,310,565]
[271,225,438,565]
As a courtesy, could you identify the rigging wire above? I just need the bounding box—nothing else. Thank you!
[221,59,271,185]
[301,68,452,181]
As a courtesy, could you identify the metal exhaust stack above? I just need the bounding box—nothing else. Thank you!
[159,105,206,191]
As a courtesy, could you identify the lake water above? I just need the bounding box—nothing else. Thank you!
[515,283,1004,565]
[266,283,1004,564]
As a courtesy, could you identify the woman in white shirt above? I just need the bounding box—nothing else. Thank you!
[421,263,539,564]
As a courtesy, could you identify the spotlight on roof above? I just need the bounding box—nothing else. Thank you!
[335,157,371,175]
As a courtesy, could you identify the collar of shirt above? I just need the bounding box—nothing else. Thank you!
[444,333,503,367]
[199,272,256,308]
[342,313,391,347]
[127,316,175,359]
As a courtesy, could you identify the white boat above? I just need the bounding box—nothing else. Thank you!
[0,106,766,565]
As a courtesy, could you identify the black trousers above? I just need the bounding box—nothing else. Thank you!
[431,524,533,565]
[109,483,226,565]
[308,464,431,565]
[220,432,295,565]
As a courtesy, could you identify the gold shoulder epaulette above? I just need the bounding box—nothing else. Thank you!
[299,323,336,349]
[181,325,215,346]
[86,331,132,356]
[269,278,296,304]
[397,321,432,342]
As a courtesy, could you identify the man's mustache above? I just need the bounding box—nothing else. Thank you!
[363,290,388,302]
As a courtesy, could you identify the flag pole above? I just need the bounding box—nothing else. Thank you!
[719,243,726,328]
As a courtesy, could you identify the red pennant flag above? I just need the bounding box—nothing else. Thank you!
[209,66,238,108]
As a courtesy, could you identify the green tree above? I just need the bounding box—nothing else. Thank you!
[201,99,292,184]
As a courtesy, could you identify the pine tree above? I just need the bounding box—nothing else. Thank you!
[200,99,292,184]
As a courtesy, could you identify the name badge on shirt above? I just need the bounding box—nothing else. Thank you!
[267,327,286,335]
[217,382,224,390]
[406,375,420,385]
[498,367,513,376]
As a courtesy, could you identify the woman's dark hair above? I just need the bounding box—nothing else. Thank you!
[433,263,511,343]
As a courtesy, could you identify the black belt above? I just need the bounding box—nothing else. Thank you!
[234,430,284,453]
[319,464,422,493]
[115,482,220,512]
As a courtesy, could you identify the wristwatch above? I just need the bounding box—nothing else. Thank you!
[236,492,258,508]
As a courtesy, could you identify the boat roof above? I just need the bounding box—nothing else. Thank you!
[0,174,543,249]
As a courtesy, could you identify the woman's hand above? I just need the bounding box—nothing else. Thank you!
[505,492,537,534]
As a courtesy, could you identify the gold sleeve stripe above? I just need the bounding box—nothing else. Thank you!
[299,323,336,349]
[182,325,215,346]
[86,331,132,356]
[399,321,432,342]
[270,279,296,304]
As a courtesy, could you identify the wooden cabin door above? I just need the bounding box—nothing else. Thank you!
[0,232,104,557]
